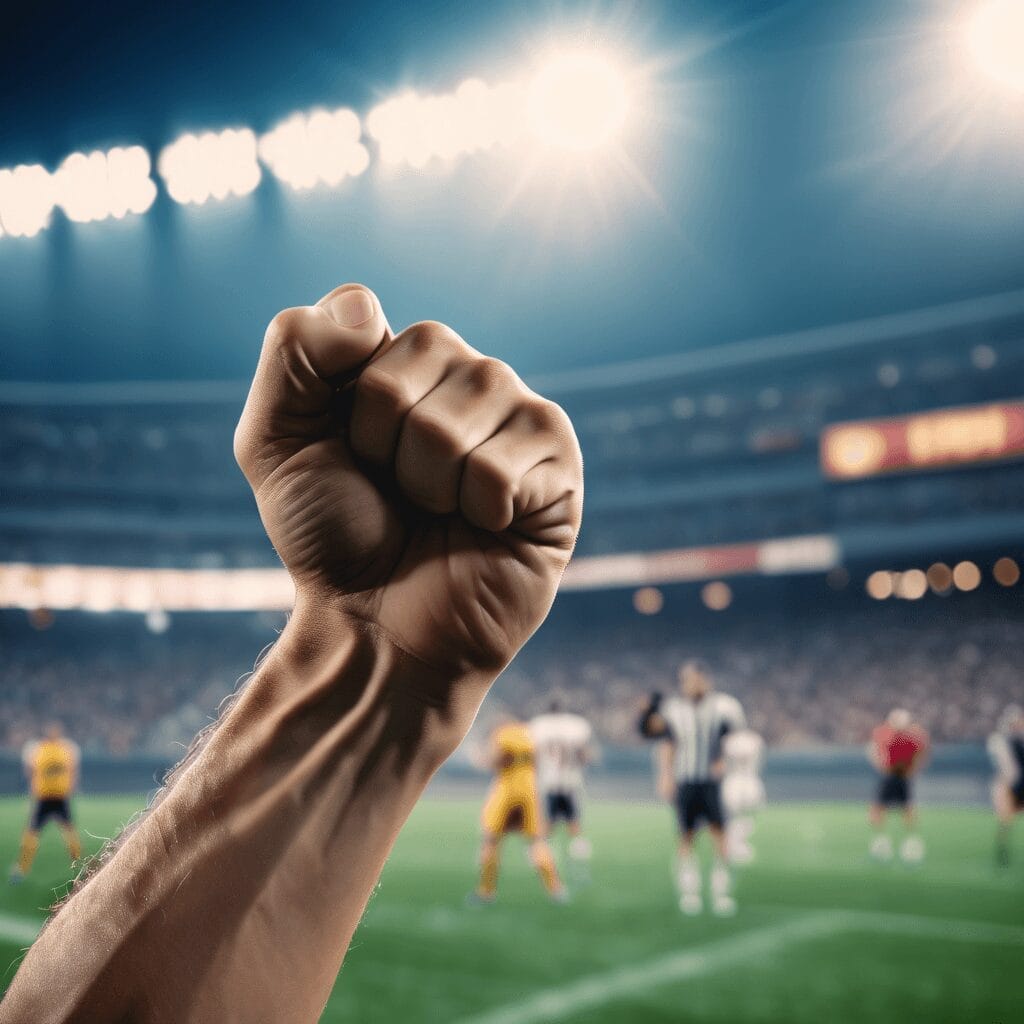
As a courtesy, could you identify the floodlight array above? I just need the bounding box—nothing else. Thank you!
[258,108,369,190]
[158,129,261,206]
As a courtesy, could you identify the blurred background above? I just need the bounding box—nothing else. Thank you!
[1,1,1023,1021]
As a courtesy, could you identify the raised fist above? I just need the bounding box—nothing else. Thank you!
[234,283,583,678]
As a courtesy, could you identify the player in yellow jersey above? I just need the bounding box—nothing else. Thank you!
[9,722,83,884]
[472,718,567,904]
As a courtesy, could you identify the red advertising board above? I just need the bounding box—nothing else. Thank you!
[821,401,1024,480]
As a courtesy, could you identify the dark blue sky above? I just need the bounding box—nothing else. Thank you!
[2,0,1022,383]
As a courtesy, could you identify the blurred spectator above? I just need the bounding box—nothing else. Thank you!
[0,592,1019,757]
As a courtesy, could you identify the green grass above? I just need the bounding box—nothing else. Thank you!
[1,796,1022,1022]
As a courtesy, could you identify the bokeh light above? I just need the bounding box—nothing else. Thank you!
[927,562,954,594]
[632,586,663,615]
[367,80,527,168]
[0,164,55,237]
[952,560,982,591]
[158,129,261,206]
[895,568,928,600]
[701,581,733,611]
[54,146,157,223]
[258,108,369,190]
[993,556,1020,586]
[866,571,894,600]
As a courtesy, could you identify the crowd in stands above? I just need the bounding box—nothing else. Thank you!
[4,315,1024,567]
[1,589,1019,759]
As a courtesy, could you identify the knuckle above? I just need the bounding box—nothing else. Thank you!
[464,356,516,393]
[519,395,568,433]
[465,447,515,496]
[357,366,416,414]
[264,306,310,354]
[405,405,464,458]
[405,320,467,357]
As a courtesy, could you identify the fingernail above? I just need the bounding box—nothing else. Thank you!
[326,288,375,328]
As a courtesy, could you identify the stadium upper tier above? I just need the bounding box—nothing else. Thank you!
[2,290,1023,569]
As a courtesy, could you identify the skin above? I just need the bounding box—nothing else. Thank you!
[1,283,583,1024]
[649,665,729,861]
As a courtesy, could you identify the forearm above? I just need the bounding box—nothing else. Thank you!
[3,604,482,1024]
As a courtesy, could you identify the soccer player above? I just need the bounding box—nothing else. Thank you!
[8,722,83,884]
[530,700,597,879]
[639,660,746,916]
[987,704,1024,866]
[867,708,930,863]
[472,717,567,903]
[721,726,765,865]
[2,283,583,1022]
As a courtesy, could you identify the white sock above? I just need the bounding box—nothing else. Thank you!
[711,860,731,899]
[677,855,701,898]
[568,836,592,861]
[900,835,925,863]
[870,833,894,860]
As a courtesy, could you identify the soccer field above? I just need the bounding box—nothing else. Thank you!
[1,796,1022,1022]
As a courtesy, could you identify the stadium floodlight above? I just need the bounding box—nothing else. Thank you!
[158,128,261,206]
[0,164,55,237]
[53,146,157,223]
[258,108,369,190]
[526,49,630,152]
[967,0,1024,92]
[366,80,527,168]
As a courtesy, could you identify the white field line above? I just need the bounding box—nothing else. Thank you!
[0,913,42,947]
[454,908,1024,1024]
[454,914,839,1024]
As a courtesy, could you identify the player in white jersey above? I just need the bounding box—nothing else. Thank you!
[639,660,746,916]
[987,704,1024,867]
[530,700,597,881]
[721,728,765,865]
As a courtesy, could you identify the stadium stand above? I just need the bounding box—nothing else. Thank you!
[2,293,1023,758]
[1,583,1020,757]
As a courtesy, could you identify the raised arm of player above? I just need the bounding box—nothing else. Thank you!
[1,284,583,1024]
[638,692,669,739]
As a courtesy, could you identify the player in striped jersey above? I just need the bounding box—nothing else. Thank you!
[639,660,746,916]
[987,704,1024,867]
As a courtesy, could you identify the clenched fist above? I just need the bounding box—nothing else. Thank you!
[234,283,584,678]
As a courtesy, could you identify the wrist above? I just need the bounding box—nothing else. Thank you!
[268,595,492,765]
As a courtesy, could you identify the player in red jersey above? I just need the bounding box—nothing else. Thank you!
[867,708,930,863]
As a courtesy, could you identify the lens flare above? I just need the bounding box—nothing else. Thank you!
[527,50,630,152]
[967,0,1024,93]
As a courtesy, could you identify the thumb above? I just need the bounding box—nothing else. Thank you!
[235,283,390,485]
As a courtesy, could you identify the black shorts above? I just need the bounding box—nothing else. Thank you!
[546,791,579,823]
[877,774,910,807]
[675,781,724,833]
[31,798,72,830]
[1011,779,1024,810]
